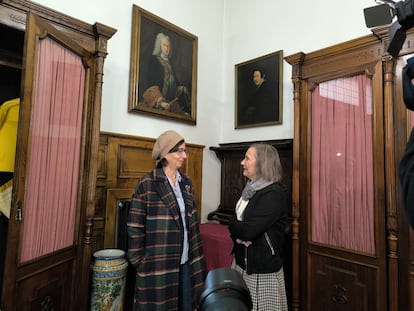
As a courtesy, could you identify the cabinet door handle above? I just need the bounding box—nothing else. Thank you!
[15,201,23,221]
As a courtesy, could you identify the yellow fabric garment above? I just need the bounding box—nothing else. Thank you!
[0,179,12,218]
[0,98,19,172]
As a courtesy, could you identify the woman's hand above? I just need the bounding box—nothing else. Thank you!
[236,239,252,247]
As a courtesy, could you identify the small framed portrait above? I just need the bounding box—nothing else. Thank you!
[235,50,283,129]
[128,5,198,125]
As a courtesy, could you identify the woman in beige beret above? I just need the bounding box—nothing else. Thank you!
[127,130,205,311]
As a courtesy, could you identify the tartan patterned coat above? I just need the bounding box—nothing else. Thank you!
[127,167,206,310]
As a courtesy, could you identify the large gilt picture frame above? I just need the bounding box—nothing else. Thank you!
[128,5,198,125]
[235,50,283,128]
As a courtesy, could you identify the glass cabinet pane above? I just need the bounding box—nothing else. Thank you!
[20,37,86,262]
[310,75,375,255]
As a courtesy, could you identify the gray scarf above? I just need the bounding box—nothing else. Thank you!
[241,179,272,200]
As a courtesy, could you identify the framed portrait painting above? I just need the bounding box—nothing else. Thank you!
[128,5,198,125]
[235,50,283,129]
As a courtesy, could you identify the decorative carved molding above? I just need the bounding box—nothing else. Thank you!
[332,283,348,305]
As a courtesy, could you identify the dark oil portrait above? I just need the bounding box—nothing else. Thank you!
[128,5,198,125]
[235,50,283,128]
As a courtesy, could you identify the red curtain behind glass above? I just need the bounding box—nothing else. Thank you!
[311,75,375,254]
[20,37,85,262]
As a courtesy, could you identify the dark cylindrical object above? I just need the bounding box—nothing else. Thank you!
[199,268,252,311]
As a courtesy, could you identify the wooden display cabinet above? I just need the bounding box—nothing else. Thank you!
[0,1,116,309]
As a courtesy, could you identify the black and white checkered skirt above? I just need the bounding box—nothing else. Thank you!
[233,262,288,311]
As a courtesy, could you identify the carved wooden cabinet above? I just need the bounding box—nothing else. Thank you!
[0,1,116,310]
[285,29,414,311]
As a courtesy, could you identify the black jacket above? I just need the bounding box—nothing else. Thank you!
[228,183,287,274]
[403,57,414,111]
[400,57,414,229]
[399,127,414,229]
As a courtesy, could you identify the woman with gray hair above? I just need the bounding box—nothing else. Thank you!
[228,143,288,310]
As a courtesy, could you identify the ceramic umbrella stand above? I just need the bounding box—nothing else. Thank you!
[90,249,128,311]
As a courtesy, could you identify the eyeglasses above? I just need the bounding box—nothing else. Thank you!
[169,148,189,155]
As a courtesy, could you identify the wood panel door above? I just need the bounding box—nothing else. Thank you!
[286,35,389,311]
[2,13,95,310]
[304,67,387,311]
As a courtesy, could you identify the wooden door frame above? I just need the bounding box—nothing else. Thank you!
[285,35,390,311]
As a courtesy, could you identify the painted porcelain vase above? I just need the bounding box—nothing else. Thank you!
[90,249,128,311]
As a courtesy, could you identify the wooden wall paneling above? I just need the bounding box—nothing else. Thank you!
[97,134,109,181]
[93,135,109,252]
[93,186,106,251]
[107,135,155,188]
[184,144,204,220]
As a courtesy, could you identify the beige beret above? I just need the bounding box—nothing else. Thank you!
[152,130,184,160]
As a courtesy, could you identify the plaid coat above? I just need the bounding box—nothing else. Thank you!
[127,168,205,310]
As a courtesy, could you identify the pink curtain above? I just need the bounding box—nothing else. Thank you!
[311,75,375,255]
[20,37,85,262]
